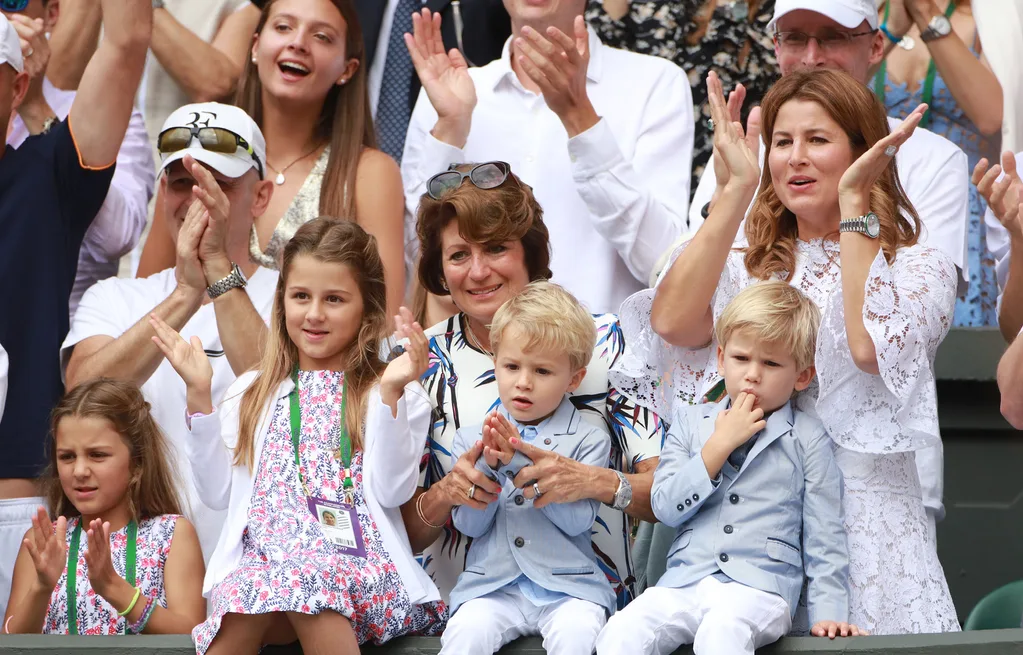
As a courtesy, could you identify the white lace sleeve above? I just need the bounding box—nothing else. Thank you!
[610,240,749,418]
[815,245,957,454]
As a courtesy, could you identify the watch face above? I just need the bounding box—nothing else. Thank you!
[865,213,881,238]
[931,15,952,36]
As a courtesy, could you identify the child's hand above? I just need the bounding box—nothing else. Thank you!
[483,412,518,467]
[83,519,123,600]
[23,508,66,592]
[712,391,766,450]
[149,313,213,414]
[381,308,430,403]
[811,620,865,638]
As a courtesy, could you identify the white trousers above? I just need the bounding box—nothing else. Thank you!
[440,586,607,655]
[0,497,46,618]
[596,577,792,655]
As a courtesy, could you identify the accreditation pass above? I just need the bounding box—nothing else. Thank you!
[308,496,368,558]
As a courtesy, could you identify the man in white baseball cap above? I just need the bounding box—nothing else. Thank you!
[681,0,969,554]
[0,1,151,618]
[63,101,279,561]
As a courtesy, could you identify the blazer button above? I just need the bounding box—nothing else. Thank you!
[685,499,692,507]
[692,494,699,501]
[723,525,733,534]
[729,494,739,505]
[677,503,684,511]
[515,495,524,506]
[719,553,729,563]
[514,537,525,548]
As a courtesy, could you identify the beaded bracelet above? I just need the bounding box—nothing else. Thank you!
[118,587,142,617]
[126,596,155,635]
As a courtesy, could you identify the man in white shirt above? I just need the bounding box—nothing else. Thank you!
[5,1,155,319]
[400,0,694,314]
[683,0,971,530]
[62,103,278,559]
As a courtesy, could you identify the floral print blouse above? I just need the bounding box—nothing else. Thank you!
[587,0,779,200]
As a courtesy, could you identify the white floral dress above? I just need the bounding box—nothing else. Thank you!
[612,238,961,634]
[192,370,446,653]
[44,514,179,634]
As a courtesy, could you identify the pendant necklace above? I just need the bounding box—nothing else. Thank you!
[266,142,325,186]
[464,317,494,357]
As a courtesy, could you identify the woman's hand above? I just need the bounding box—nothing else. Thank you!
[838,103,925,215]
[511,439,596,508]
[83,519,124,601]
[149,313,213,414]
[811,620,867,638]
[707,71,761,194]
[404,8,476,146]
[435,441,502,511]
[974,151,1023,241]
[23,509,66,593]
[381,307,430,411]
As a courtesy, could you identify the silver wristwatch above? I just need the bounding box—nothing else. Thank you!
[920,14,952,42]
[839,212,881,239]
[608,470,633,511]
[206,263,247,299]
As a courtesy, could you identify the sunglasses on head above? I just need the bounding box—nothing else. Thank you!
[157,125,264,179]
[426,161,511,200]
[0,0,30,12]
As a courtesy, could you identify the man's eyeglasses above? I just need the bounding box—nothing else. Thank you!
[427,161,511,200]
[157,126,264,178]
[0,0,30,12]
[773,30,877,50]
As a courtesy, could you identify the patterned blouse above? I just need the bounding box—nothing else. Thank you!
[587,0,779,200]
[44,514,180,635]
[418,312,666,610]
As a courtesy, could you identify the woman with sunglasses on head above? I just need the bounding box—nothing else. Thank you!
[400,163,666,613]
[138,0,406,331]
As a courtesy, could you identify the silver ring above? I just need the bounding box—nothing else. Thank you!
[707,118,714,131]
[532,482,543,498]
[884,145,898,157]
[468,484,476,500]
[25,47,33,58]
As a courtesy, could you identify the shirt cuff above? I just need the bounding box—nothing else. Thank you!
[416,132,466,183]
[566,118,623,179]
[185,407,216,431]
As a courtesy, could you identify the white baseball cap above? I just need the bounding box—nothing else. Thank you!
[158,102,266,180]
[768,0,880,33]
[0,14,24,74]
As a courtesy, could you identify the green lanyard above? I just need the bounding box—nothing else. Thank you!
[874,1,956,130]
[289,369,353,503]
[67,519,137,635]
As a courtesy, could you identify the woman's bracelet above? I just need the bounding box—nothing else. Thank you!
[126,596,155,635]
[118,586,142,617]
[4,615,13,634]
[416,491,447,529]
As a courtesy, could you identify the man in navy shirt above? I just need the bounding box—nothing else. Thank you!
[0,2,152,616]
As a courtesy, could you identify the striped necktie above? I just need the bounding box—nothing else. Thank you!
[375,0,418,162]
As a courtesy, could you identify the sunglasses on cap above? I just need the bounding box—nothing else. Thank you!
[157,125,264,178]
[0,0,30,11]
[426,161,511,200]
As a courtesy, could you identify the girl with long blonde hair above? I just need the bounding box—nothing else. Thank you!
[614,69,960,634]
[3,379,206,635]
[151,217,445,654]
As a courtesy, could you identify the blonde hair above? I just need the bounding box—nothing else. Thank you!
[744,69,920,281]
[489,281,596,371]
[47,379,182,521]
[715,281,821,371]
[235,218,388,470]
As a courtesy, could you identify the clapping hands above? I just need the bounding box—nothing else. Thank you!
[23,508,67,593]
[707,71,761,194]
[481,410,517,470]
[380,307,431,412]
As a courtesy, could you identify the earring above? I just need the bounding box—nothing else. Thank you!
[441,279,449,291]
[251,55,257,64]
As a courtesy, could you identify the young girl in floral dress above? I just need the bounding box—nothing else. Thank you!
[3,379,206,635]
[153,217,446,654]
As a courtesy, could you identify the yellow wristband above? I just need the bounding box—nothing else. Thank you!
[118,587,142,617]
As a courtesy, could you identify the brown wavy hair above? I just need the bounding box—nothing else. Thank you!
[235,218,388,469]
[236,0,374,221]
[744,69,920,281]
[46,379,182,521]
[416,166,552,296]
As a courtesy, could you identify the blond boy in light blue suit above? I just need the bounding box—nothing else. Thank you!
[441,282,615,655]
[598,281,861,655]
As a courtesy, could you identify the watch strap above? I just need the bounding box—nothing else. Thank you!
[206,263,247,299]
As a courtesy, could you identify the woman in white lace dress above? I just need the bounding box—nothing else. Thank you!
[612,69,960,634]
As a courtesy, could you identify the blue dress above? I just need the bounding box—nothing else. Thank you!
[875,44,1001,327]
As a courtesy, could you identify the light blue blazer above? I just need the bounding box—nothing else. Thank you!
[448,397,616,615]
[652,398,849,626]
